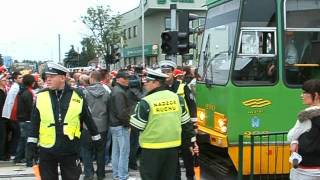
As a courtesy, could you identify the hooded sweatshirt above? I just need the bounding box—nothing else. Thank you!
[84,83,110,133]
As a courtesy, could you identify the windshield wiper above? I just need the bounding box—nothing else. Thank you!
[203,50,230,82]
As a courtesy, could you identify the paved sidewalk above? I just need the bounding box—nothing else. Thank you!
[0,161,141,180]
[0,161,195,180]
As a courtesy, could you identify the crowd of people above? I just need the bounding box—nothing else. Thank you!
[0,61,200,180]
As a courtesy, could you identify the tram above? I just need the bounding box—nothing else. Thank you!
[196,0,320,175]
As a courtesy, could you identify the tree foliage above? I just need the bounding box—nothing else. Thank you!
[79,37,96,66]
[81,5,122,69]
[64,45,80,68]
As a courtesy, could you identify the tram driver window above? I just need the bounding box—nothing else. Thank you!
[233,30,277,85]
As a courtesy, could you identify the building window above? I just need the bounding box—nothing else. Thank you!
[128,28,132,39]
[199,17,206,27]
[123,29,127,40]
[191,17,205,28]
[133,26,137,37]
[165,17,171,30]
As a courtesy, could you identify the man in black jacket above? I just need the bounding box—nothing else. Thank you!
[14,74,35,166]
[109,69,132,180]
[27,62,101,180]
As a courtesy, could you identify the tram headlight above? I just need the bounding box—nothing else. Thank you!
[197,108,206,126]
[199,111,206,121]
[214,112,228,134]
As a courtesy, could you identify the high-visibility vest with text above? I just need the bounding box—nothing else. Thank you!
[140,90,182,149]
[37,91,83,148]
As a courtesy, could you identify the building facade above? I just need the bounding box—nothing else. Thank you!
[118,0,206,69]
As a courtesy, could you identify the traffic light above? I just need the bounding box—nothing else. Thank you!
[178,11,198,55]
[111,45,121,64]
[161,31,178,55]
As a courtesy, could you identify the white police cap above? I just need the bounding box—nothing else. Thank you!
[159,60,177,69]
[46,62,69,75]
[146,68,168,81]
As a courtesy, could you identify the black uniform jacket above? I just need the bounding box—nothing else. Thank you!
[29,84,99,155]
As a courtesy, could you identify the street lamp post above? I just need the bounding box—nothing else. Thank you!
[141,0,145,66]
[58,34,61,64]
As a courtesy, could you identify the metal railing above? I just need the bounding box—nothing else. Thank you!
[238,131,290,180]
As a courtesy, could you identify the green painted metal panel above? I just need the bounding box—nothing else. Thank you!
[197,82,303,144]
[123,45,158,58]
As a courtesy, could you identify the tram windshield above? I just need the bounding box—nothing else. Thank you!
[198,0,240,85]
[284,0,320,86]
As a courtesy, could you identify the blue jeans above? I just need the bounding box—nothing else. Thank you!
[110,126,130,180]
[80,129,107,178]
[15,122,32,165]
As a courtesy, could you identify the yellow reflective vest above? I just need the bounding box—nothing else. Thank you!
[139,90,182,149]
[37,91,83,148]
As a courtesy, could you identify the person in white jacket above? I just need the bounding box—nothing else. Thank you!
[2,71,22,159]
[287,79,320,179]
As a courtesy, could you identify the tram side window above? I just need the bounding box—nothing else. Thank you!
[284,31,320,85]
[233,30,277,85]
[284,0,320,86]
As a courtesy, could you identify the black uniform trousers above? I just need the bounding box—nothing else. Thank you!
[176,145,195,180]
[140,147,179,180]
[0,119,9,160]
[39,150,82,180]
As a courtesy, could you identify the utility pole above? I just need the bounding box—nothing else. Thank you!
[170,4,177,63]
[141,0,145,66]
[58,34,61,64]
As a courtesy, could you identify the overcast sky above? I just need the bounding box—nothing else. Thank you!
[0,0,140,62]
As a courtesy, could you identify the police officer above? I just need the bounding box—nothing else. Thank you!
[27,62,102,180]
[159,60,198,180]
[130,68,195,180]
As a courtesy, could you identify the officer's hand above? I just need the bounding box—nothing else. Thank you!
[190,142,199,156]
[26,143,38,162]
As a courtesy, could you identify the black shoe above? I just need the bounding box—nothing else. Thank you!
[97,176,105,180]
[83,175,94,180]
[14,159,26,164]
[0,157,9,161]
[129,164,138,170]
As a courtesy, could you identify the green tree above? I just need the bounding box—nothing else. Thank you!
[64,45,80,68]
[79,37,96,66]
[81,5,122,70]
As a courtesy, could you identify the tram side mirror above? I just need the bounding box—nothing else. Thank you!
[238,30,276,56]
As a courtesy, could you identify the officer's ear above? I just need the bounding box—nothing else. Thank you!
[59,75,67,81]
